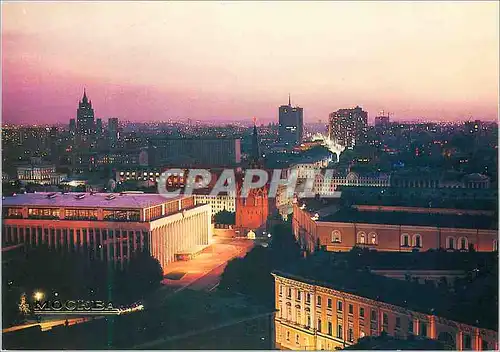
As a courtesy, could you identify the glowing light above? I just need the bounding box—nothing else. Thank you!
[33,291,44,301]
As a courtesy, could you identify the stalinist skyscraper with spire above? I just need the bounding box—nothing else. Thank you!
[278,94,303,146]
[76,89,95,137]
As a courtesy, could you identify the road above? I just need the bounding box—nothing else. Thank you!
[186,238,252,291]
[160,237,254,294]
[2,317,92,333]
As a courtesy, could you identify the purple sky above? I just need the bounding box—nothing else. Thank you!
[2,2,499,124]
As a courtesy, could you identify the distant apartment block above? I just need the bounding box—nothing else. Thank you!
[328,106,368,148]
[16,163,67,185]
[148,137,241,167]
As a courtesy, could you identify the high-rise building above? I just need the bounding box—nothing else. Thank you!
[76,89,95,136]
[69,119,76,136]
[375,112,390,128]
[328,106,368,148]
[108,117,119,147]
[95,118,103,136]
[279,95,303,145]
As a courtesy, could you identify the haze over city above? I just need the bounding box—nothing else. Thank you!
[2,1,498,124]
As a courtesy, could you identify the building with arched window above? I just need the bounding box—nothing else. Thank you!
[446,236,456,250]
[293,202,497,253]
[357,231,366,244]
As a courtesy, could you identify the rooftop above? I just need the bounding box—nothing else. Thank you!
[2,192,184,209]
[321,207,497,230]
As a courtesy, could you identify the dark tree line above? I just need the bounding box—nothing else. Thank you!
[214,209,236,225]
[219,221,302,306]
[2,245,163,327]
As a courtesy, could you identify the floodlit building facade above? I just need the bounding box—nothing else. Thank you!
[293,203,498,253]
[273,272,498,351]
[2,192,211,271]
[193,190,236,214]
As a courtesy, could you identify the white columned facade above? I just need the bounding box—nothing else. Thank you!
[149,204,211,271]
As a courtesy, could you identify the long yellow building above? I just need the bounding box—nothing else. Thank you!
[272,268,497,351]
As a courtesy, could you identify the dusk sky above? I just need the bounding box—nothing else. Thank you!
[2,1,499,124]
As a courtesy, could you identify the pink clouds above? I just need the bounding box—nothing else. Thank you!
[2,2,498,124]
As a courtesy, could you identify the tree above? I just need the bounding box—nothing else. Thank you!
[219,219,302,306]
[214,209,235,225]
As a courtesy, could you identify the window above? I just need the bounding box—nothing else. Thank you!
[328,322,333,336]
[307,315,311,328]
[297,290,302,301]
[369,232,378,245]
[103,209,140,221]
[420,323,427,337]
[382,313,388,331]
[482,339,489,351]
[145,205,162,221]
[348,328,353,342]
[396,317,401,329]
[317,318,322,332]
[348,304,353,315]
[296,334,299,344]
[279,285,283,296]
[401,234,409,247]
[413,234,422,248]
[306,293,311,303]
[337,324,342,339]
[371,310,377,321]
[359,307,365,318]
[327,298,332,309]
[5,207,23,218]
[494,240,498,252]
[317,296,322,307]
[459,237,468,250]
[286,331,290,341]
[287,288,292,299]
[337,301,343,312]
[331,230,341,243]
[408,319,414,333]
[357,231,366,244]
[463,334,471,349]
[447,236,456,250]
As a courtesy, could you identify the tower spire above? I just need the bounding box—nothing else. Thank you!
[82,88,88,104]
[288,93,291,106]
[250,117,260,165]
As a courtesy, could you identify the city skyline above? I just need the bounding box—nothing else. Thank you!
[2,1,499,124]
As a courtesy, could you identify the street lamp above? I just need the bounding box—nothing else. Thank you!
[33,291,44,301]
